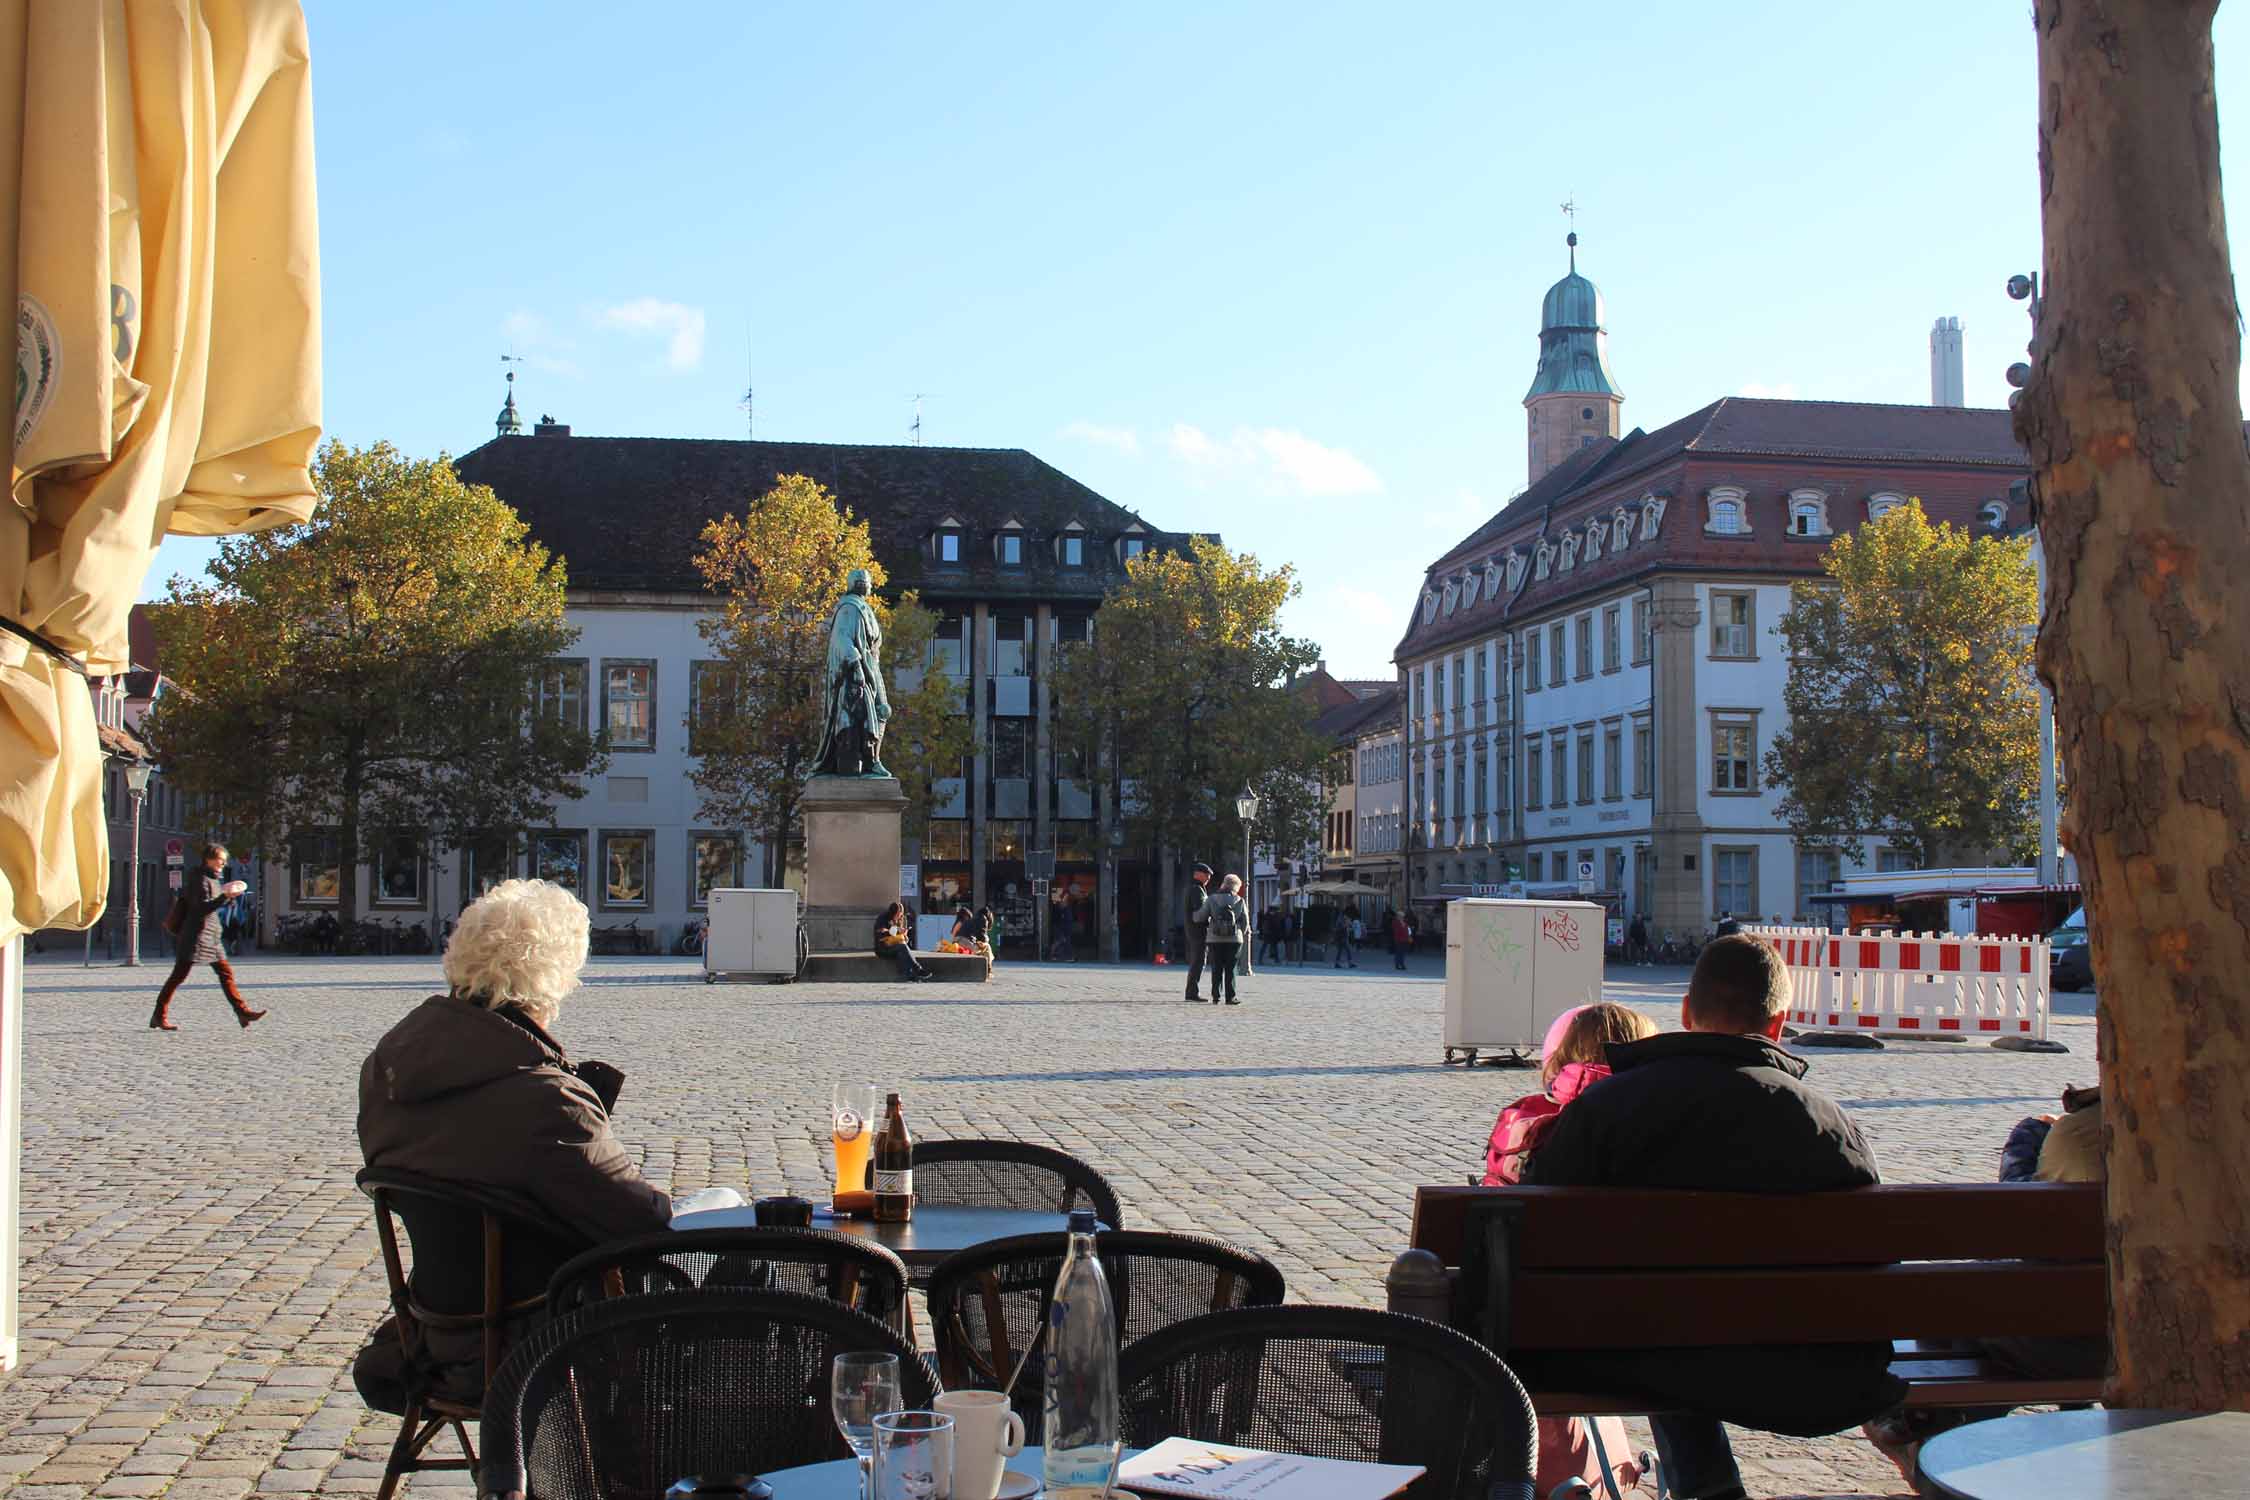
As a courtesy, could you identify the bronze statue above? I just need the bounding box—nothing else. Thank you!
[811,569,892,777]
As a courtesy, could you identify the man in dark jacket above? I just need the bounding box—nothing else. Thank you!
[1524,934,1901,1500]
[1181,862,1214,1001]
[148,843,265,1030]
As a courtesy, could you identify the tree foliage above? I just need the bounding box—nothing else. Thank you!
[689,475,970,880]
[142,440,604,922]
[1763,500,2040,868]
[1049,537,1331,903]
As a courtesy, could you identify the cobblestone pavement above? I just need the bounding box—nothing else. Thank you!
[1,950,2097,1499]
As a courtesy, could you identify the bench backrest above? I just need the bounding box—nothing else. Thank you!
[1409,1183,2105,1351]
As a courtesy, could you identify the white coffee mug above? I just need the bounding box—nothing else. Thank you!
[932,1389,1025,1500]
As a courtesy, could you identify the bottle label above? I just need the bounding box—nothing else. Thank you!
[874,1169,912,1196]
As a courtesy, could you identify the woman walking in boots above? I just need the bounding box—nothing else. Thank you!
[149,844,266,1030]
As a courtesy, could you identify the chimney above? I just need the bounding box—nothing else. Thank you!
[534,414,571,437]
[1929,317,1965,407]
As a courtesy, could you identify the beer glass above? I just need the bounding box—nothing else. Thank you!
[832,1082,878,1202]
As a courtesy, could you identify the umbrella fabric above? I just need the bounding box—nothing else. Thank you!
[1,0,320,942]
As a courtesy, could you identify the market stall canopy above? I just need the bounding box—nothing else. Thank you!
[0,0,321,942]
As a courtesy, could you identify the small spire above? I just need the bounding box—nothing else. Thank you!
[1567,230,1578,273]
[496,368,524,438]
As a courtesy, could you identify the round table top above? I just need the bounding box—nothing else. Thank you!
[1917,1409,2250,1500]
[761,1445,1140,1498]
[669,1204,1100,1267]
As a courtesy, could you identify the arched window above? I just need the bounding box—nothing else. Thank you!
[1981,499,2010,528]
[1640,494,1668,540]
[1505,550,1527,591]
[1441,580,1459,616]
[1584,519,1605,562]
[1705,487,1750,536]
[1534,543,1553,581]
[1867,491,1906,521]
[1461,570,1480,608]
[1422,591,1439,624]
[1787,491,1830,538]
[1612,507,1632,551]
[1559,533,1578,571]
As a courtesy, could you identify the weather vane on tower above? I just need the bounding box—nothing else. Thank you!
[1561,194,1578,268]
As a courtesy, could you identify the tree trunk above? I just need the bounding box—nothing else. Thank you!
[2018,0,2250,1408]
[338,755,362,948]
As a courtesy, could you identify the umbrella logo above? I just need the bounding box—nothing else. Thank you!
[14,295,58,445]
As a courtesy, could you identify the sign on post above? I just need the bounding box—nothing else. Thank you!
[1575,860,1596,895]
[164,839,183,859]
[166,871,182,890]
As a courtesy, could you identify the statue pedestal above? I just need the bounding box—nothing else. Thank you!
[801,775,907,952]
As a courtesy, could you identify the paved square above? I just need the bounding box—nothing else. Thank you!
[0,949,2094,1498]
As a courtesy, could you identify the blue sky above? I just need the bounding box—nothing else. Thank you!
[148,1,2250,677]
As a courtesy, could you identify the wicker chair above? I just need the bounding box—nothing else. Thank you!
[1117,1304,1539,1500]
[478,1289,939,1500]
[543,1227,913,1338]
[927,1229,1283,1436]
[355,1168,587,1500]
[910,1137,1124,1228]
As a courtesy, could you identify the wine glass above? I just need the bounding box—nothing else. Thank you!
[832,1351,903,1500]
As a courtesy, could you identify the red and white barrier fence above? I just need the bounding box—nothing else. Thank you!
[1746,925,2054,1049]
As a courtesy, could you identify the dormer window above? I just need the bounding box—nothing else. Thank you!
[1641,494,1668,540]
[1441,580,1459,616]
[1504,550,1527,592]
[1118,524,1149,566]
[1057,522,1087,568]
[1484,559,1502,595]
[1559,533,1579,571]
[1534,542,1553,581]
[995,520,1025,566]
[1584,520,1604,562]
[1867,491,1906,521]
[1461,571,1480,608]
[1612,507,1632,551]
[1422,590,1439,624]
[1981,499,2009,528]
[1705,487,1750,536]
[1787,490,1831,538]
[934,515,966,564]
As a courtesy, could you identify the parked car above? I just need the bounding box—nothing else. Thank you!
[2049,906,2092,991]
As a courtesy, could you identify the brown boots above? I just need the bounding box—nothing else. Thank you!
[217,961,266,1027]
[148,959,265,1029]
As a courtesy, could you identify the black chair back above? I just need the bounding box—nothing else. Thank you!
[911,1137,1124,1228]
[544,1227,913,1337]
[479,1289,939,1500]
[928,1229,1283,1436]
[1117,1304,1538,1500]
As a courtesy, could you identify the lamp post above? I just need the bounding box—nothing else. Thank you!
[1235,787,1259,973]
[122,762,153,967]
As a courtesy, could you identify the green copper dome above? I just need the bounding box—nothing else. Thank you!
[1524,233,1623,401]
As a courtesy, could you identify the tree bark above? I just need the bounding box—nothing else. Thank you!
[2018,0,2250,1408]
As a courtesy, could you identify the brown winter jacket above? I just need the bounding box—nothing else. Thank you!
[358,996,672,1382]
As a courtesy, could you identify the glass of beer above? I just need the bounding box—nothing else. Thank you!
[832,1082,878,1203]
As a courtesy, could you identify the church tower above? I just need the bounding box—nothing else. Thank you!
[495,370,525,438]
[1523,232,1622,485]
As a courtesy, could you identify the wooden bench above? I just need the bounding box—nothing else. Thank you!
[1391,1183,2105,1416]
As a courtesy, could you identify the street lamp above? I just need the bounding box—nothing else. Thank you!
[1236,787,1260,974]
[122,761,153,967]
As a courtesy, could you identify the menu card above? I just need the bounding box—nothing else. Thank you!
[1116,1438,1424,1500]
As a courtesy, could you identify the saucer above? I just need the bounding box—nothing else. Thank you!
[994,1471,1040,1499]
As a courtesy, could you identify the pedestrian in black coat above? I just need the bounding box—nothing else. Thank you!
[148,843,266,1030]
[1522,934,1900,1500]
[1180,863,1214,1000]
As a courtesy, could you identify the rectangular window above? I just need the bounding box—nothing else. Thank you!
[1796,848,1841,916]
[1434,663,1446,718]
[1496,740,1512,812]
[689,661,736,756]
[991,718,1031,778]
[939,531,961,563]
[999,533,1023,565]
[1710,592,1755,658]
[1575,615,1594,679]
[1525,742,1543,810]
[533,830,587,897]
[1452,658,1465,708]
[1122,536,1146,562]
[1576,732,1595,804]
[1474,648,1488,705]
[1473,749,1489,816]
[603,661,655,750]
[1633,597,1651,663]
[1452,755,1467,818]
[537,660,587,730]
[373,834,424,906]
[932,612,968,678]
[1414,671,1426,717]
[1526,852,1544,883]
[1604,725,1623,801]
[1433,766,1446,827]
[1523,632,1542,692]
[923,819,970,862]
[1054,612,1092,647]
[992,615,1029,677]
[1634,719,1653,799]
[1603,606,1622,672]
[600,830,652,910]
[988,820,1027,860]
[690,834,739,907]
[1713,718,1756,792]
[1878,848,1914,873]
[1055,820,1096,863]
[292,830,340,906]
[1062,535,1084,567]
[1547,623,1565,686]
[1551,735,1568,806]
[460,833,515,912]
[1714,848,1756,919]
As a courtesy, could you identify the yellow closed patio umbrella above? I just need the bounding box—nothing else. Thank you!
[0,0,322,945]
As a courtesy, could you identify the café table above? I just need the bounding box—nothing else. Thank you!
[1916,1408,2250,1500]
[762,1445,1146,1498]
[671,1204,1105,1270]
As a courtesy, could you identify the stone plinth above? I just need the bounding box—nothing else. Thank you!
[801,775,907,952]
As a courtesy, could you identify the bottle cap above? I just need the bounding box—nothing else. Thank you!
[1068,1208,1097,1234]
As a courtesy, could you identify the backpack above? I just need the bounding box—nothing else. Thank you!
[1206,894,1243,943]
[160,890,186,936]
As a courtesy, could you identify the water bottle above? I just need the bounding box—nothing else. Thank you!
[1042,1208,1119,1499]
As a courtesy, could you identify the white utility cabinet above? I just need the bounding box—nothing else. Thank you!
[703,888,804,984]
[1442,898,1605,1064]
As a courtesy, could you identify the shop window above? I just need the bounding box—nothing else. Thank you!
[533,830,587,897]
[690,834,738,907]
[923,820,970,862]
[598,831,651,909]
[460,833,514,911]
[293,829,340,905]
[987,821,1027,861]
[373,834,424,905]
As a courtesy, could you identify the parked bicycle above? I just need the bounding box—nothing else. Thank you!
[674,917,707,956]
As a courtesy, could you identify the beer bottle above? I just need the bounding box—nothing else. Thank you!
[872,1092,913,1223]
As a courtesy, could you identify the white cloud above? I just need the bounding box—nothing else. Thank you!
[1739,380,1801,400]
[1060,421,1141,455]
[598,298,707,372]
[1165,423,1383,497]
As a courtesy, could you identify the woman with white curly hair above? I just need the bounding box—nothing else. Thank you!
[350,878,674,1414]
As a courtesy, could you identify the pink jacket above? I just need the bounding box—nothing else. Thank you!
[1482,1061,1611,1186]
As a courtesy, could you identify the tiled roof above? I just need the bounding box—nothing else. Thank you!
[1312,684,1401,743]
[1396,399,2029,661]
[452,433,1204,601]
[96,722,150,760]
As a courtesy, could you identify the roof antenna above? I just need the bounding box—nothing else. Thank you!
[909,392,938,445]
[738,331,754,439]
[1561,194,1578,271]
